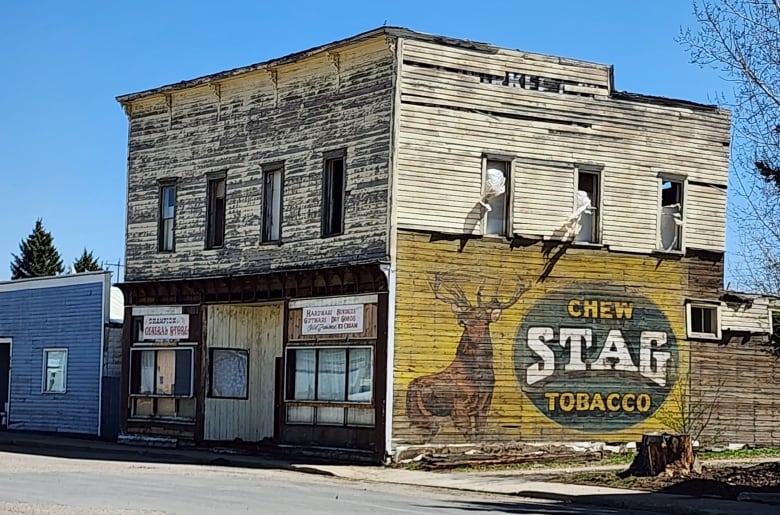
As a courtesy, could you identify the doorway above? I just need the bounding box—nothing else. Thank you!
[0,339,11,429]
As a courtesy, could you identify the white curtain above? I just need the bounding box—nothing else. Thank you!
[347,348,372,402]
[140,350,155,394]
[317,349,346,401]
[294,349,316,400]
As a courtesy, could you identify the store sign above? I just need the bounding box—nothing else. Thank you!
[514,284,678,431]
[143,314,189,340]
[302,304,364,335]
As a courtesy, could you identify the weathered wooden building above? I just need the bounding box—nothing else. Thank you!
[117,27,777,461]
[0,272,122,438]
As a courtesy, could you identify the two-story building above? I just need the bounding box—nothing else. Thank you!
[117,27,746,462]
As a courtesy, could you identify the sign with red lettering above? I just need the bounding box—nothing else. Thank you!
[302,304,364,335]
[143,314,190,341]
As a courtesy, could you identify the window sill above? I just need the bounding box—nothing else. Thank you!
[284,400,374,408]
[260,239,283,247]
[130,394,195,399]
[571,241,604,249]
[128,416,195,424]
[653,249,684,258]
[687,332,721,341]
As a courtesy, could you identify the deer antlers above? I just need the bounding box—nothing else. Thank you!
[430,272,528,312]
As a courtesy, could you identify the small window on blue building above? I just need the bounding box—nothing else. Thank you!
[43,349,67,393]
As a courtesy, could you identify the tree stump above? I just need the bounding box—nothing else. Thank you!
[620,433,699,478]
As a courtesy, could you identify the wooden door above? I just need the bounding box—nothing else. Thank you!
[204,304,283,442]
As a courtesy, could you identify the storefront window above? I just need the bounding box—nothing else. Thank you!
[287,347,373,403]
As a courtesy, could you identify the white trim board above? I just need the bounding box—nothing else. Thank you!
[0,272,109,293]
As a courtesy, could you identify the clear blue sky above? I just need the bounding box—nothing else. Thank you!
[0,0,733,283]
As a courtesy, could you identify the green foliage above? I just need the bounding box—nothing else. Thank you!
[72,248,102,273]
[10,219,64,279]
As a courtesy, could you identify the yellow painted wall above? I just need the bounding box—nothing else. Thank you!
[393,230,697,446]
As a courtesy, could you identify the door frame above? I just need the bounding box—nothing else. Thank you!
[0,338,12,428]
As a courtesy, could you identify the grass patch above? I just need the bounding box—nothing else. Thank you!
[699,447,780,461]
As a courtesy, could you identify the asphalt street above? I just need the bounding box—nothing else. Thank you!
[0,450,658,515]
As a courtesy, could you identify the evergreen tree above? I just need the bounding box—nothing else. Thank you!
[10,219,64,279]
[72,248,102,273]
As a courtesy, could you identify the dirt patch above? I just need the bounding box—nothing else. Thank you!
[557,461,780,500]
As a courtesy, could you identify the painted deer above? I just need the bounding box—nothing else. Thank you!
[406,273,528,441]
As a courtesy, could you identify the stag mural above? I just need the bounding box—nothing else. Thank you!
[406,273,528,441]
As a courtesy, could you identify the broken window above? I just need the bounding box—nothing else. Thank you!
[206,176,226,249]
[262,164,283,243]
[322,150,346,237]
[659,179,684,251]
[687,302,720,339]
[574,169,600,243]
[482,159,510,236]
[158,183,176,252]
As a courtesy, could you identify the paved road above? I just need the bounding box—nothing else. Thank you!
[0,450,657,514]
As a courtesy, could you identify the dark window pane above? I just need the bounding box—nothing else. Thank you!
[323,156,345,236]
[174,349,192,396]
[207,178,226,248]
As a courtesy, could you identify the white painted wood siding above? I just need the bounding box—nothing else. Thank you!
[396,39,731,254]
[204,303,283,442]
[721,296,776,334]
[123,37,393,281]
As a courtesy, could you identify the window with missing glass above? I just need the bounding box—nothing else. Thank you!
[262,164,283,243]
[322,150,346,237]
[206,175,226,249]
[209,349,249,399]
[43,349,67,393]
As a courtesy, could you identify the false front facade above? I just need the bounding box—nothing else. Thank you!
[118,27,744,461]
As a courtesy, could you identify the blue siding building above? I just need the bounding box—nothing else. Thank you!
[0,272,116,436]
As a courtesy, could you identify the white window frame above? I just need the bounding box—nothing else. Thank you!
[686,301,721,340]
[657,175,687,253]
[42,348,68,394]
[481,155,513,237]
[573,165,603,245]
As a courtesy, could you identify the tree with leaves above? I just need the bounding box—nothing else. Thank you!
[10,219,64,279]
[72,248,102,273]
[679,0,780,295]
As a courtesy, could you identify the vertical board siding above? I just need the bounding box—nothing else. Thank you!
[124,37,393,282]
[396,39,730,254]
[0,280,105,435]
[204,304,283,441]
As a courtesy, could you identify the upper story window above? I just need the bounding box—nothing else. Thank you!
[262,164,283,243]
[158,182,176,252]
[686,301,721,340]
[206,175,226,249]
[482,159,510,236]
[659,177,684,252]
[322,150,346,237]
[574,167,601,244]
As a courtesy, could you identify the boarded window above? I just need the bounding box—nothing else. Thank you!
[322,151,346,237]
[209,349,249,399]
[159,184,176,252]
[206,176,226,248]
[262,166,283,242]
